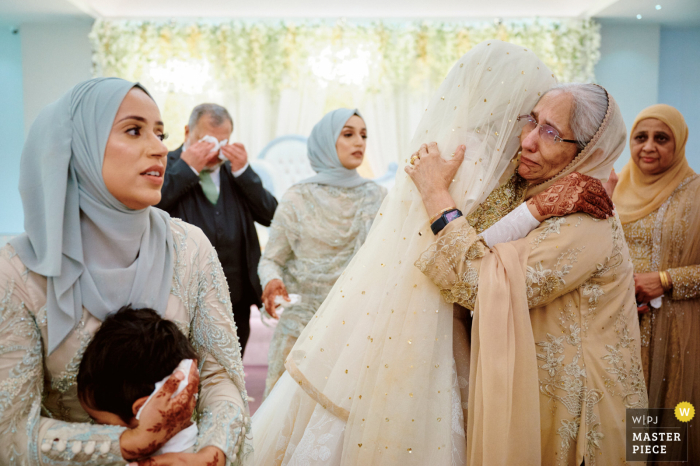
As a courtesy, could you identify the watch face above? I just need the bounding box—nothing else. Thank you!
[445,210,461,222]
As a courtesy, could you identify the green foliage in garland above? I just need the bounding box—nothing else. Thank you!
[90,18,601,92]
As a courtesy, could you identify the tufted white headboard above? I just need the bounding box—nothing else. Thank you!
[255,135,313,198]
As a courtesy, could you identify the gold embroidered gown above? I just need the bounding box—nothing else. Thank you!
[418,177,648,466]
[0,220,251,465]
[622,174,700,463]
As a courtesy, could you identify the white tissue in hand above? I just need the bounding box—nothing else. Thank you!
[650,296,664,309]
[133,359,199,455]
[198,135,228,161]
[266,294,301,316]
[275,294,301,306]
[135,359,193,420]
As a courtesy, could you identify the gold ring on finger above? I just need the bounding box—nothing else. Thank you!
[410,155,420,165]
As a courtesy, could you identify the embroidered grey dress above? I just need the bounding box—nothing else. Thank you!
[259,182,386,397]
[0,220,252,465]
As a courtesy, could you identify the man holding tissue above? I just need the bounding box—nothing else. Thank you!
[158,103,277,353]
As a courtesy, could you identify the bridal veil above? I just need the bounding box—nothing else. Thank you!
[254,40,556,465]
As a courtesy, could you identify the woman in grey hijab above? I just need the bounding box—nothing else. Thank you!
[0,78,251,465]
[259,108,387,397]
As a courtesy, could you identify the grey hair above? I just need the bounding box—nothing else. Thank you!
[541,83,608,150]
[188,103,233,130]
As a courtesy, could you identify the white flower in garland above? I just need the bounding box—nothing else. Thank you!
[90,19,601,91]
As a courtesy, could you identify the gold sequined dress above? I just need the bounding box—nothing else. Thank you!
[418,173,648,466]
[621,174,700,463]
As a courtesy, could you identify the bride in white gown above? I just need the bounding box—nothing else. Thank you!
[252,40,556,466]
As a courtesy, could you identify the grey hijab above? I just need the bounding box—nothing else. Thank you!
[10,78,174,353]
[297,108,372,188]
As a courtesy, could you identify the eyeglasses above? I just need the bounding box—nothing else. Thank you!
[516,115,578,145]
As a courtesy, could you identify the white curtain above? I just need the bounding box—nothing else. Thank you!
[91,19,601,176]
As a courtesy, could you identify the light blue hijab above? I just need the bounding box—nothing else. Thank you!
[297,108,372,188]
[10,78,174,353]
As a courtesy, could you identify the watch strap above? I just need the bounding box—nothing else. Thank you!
[431,209,463,235]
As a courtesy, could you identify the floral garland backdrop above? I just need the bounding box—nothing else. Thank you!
[90,19,601,169]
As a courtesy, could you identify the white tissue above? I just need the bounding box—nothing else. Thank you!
[650,296,664,309]
[261,294,302,325]
[199,135,229,161]
[153,423,198,455]
[135,359,193,421]
[274,294,301,307]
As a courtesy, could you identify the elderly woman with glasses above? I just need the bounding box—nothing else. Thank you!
[408,83,647,465]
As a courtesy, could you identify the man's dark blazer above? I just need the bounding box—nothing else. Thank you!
[157,146,278,307]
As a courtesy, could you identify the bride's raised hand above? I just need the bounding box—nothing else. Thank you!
[527,172,614,222]
[120,361,200,460]
[405,142,466,219]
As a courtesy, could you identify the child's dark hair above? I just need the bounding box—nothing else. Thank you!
[77,306,197,424]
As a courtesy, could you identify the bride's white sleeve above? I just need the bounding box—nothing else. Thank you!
[478,202,540,248]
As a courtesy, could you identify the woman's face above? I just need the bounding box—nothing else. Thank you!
[102,88,168,210]
[336,115,367,170]
[630,118,676,176]
[518,92,579,186]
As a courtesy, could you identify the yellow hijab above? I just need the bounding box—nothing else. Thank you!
[614,104,695,224]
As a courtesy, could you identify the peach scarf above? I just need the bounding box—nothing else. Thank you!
[614,104,695,224]
[468,240,540,465]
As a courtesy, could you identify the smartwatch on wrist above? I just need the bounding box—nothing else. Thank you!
[431,209,463,235]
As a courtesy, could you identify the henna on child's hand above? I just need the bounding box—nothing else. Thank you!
[204,451,221,466]
[122,440,164,460]
[122,363,200,461]
[532,172,613,220]
[149,370,199,437]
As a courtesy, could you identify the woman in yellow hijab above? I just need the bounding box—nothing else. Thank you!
[613,104,700,463]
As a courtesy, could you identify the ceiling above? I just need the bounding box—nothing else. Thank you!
[595,0,700,26]
[1,0,698,25]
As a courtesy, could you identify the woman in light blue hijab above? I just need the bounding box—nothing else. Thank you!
[0,78,252,465]
[258,108,387,397]
[297,108,373,188]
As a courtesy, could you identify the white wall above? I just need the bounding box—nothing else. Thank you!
[0,24,25,234]
[20,20,93,135]
[0,20,93,235]
[594,21,661,172]
[658,27,700,171]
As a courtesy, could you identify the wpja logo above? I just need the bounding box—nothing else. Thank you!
[626,403,693,462]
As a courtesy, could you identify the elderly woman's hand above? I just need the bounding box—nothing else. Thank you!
[404,142,466,219]
[527,172,614,222]
[634,272,665,303]
[120,362,200,460]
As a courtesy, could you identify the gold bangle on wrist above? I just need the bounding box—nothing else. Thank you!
[430,206,458,224]
[659,271,673,291]
[664,271,673,291]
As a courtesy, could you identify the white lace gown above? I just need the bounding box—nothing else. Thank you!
[258,182,386,397]
[253,361,467,466]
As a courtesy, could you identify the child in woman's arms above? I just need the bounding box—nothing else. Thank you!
[77,306,199,457]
